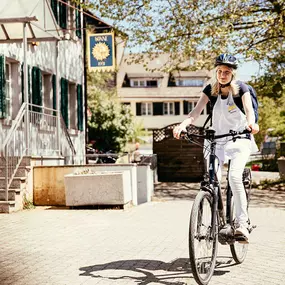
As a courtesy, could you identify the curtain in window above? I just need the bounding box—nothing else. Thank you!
[60,78,69,128]
[22,64,32,105]
[32,67,42,112]
[59,0,67,29]
[75,5,82,38]
[77,84,83,131]
[50,0,58,22]
[0,55,6,118]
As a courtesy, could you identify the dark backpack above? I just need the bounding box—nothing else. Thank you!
[203,84,259,127]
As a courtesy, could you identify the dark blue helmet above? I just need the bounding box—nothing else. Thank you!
[215,54,238,69]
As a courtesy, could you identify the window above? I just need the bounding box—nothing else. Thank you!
[141,102,152,115]
[131,79,158,88]
[5,62,11,118]
[176,79,204,87]
[163,102,174,115]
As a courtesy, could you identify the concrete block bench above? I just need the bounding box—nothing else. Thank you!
[64,171,132,207]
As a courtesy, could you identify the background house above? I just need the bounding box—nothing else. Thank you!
[117,53,211,130]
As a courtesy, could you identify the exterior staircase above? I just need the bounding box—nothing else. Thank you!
[0,157,31,213]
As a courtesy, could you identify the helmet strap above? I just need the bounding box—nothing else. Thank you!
[220,82,231,88]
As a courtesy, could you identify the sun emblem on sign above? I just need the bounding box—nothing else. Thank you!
[92,42,110,61]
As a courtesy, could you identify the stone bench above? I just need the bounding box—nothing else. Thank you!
[64,171,132,207]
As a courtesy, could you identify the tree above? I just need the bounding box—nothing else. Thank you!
[89,0,284,71]
[250,52,285,145]
[87,71,135,153]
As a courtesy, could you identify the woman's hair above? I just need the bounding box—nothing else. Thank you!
[209,66,239,97]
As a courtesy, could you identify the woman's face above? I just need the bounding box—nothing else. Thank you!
[216,65,233,85]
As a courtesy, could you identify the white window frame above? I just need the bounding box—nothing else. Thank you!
[163,102,175,115]
[176,78,204,87]
[141,102,152,116]
[131,79,159,87]
[5,62,12,118]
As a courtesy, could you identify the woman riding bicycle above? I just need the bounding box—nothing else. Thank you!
[173,54,259,243]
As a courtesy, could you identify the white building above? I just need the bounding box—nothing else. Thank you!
[0,0,85,162]
[0,0,86,212]
[117,53,211,130]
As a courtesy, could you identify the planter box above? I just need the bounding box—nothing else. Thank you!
[277,158,285,179]
[64,171,131,207]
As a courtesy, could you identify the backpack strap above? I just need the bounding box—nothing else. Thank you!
[203,112,212,128]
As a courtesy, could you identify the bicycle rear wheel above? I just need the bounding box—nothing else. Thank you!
[189,191,218,285]
[230,168,251,263]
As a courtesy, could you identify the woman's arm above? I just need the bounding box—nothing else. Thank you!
[173,93,209,139]
[242,91,259,134]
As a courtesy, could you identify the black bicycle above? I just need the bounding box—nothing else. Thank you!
[182,126,255,285]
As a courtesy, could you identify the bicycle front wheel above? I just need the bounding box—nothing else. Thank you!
[229,198,248,264]
[230,168,251,264]
[189,191,218,285]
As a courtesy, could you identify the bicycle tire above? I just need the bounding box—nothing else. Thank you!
[189,191,218,285]
[229,168,251,263]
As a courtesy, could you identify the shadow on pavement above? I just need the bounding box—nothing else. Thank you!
[154,182,285,209]
[79,257,232,284]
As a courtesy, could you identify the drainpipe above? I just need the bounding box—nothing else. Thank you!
[23,22,29,155]
[55,40,61,155]
[83,6,88,163]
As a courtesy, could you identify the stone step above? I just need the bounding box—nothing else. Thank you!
[0,201,16,213]
[0,189,21,201]
[0,156,31,167]
[0,177,26,189]
[0,166,31,178]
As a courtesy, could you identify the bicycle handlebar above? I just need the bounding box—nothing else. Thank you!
[182,126,251,141]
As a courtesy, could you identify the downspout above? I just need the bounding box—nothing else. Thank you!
[56,40,61,155]
[83,5,88,163]
[23,22,29,155]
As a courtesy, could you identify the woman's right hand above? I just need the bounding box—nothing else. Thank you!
[173,118,193,139]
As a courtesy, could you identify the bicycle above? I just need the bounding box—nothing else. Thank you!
[182,126,255,285]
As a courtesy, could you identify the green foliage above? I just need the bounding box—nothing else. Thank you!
[249,53,285,146]
[87,72,136,153]
[88,0,284,71]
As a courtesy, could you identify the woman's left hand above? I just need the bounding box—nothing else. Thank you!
[248,123,259,134]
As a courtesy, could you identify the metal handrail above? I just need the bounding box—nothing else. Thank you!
[2,103,77,200]
[60,116,76,157]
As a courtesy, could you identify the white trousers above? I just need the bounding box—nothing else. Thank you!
[215,139,251,226]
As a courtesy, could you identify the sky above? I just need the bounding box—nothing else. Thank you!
[238,61,263,82]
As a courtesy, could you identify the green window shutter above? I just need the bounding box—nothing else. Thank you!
[136,103,141,116]
[0,55,6,118]
[52,74,57,116]
[32,67,42,112]
[175,102,180,115]
[153,102,163,116]
[75,5,82,39]
[59,0,67,29]
[77,84,83,131]
[50,0,58,22]
[60,78,69,128]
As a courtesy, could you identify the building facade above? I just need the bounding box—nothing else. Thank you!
[0,0,85,163]
[117,54,211,130]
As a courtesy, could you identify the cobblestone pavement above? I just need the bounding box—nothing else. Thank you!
[0,172,284,285]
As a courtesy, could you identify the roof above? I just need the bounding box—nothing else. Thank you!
[127,73,164,79]
[0,0,61,43]
[172,70,210,78]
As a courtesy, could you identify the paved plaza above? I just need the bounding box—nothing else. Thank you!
[0,172,284,285]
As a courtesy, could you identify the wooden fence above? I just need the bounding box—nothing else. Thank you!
[153,123,205,182]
